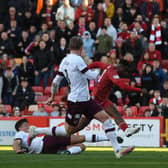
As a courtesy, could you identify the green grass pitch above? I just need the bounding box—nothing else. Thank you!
[0,151,168,168]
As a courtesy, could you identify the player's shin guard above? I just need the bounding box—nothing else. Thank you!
[103,119,121,152]
[67,146,82,154]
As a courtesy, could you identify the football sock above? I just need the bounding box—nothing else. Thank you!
[119,122,128,132]
[103,119,121,152]
[33,127,52,135]
[67,146,82,154]
[52,126,67,136]
[84,134,108,142]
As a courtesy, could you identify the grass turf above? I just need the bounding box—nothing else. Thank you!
[0,151,168,168]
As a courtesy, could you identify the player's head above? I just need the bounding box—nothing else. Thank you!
[116,64,128,78]
[69,36,83,54]
[15,118,29,132]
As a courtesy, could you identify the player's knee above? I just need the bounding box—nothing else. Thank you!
[79,144,86,151]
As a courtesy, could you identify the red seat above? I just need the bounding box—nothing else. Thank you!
[57,87,69,97]
[44,86,51,96]
[161,60,168,69]
[138,106,149,116]
[4,105,12,114]
[32,86,44,96]
[35,95,49,104]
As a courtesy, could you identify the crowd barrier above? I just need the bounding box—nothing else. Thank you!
[0,117,165,147]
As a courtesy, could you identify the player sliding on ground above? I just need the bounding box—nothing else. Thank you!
[13,118,108,154]
[47,36,134,158]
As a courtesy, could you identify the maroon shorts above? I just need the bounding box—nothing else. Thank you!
[66,99,102,126]
[41,135,71,154]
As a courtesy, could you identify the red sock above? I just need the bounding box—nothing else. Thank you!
[119,122,128,132]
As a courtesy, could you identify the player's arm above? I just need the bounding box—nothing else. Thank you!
[110,78,142,92]
[48,72,64,104]
[78,58,99,80]
[88,62,108,70]
[13,139,27,154]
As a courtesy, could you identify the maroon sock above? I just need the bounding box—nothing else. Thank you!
[119,122,128,131]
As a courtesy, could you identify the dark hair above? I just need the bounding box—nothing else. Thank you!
[15,118,28,131]
[69,36,83,50]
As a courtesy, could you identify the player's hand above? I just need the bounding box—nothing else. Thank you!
[16,149,27,154]
[47,97,54,105]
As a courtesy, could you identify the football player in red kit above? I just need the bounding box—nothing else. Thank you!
[87,62,142,137]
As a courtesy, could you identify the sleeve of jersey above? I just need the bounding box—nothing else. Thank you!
[77,58,99,80]
[88,62,108,70]
[111,78,142,92]
[52,72,64,85]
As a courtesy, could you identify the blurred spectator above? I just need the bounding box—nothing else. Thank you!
[75,0,94,23]
[67,21,78,40]
[8,59,20,77]
[55,37,68,65]
[141,64,159,92]
[82,31,95,59]
[141,0,160,22]
[16,30,31,57]
[87,21,97,40]
[13,106,21,117]
[0,104,10,116]
[56,0,75,25]
[148,16,162,51]
[158,96,168,118]
[102,0,115,20]
[19,56,34,86]
[94,3,106,29]
[77,16,86,36]
[124,107,133,117]
[50,103,60,116]
[95,26,112,60]
[146,43,162,63]
[127,79,141,106]
[144,109,152,117]
[148,102,159,116]
[97,18,117,46]
[108,49,119,66]
[161,80,168,97]
[15,77,36,111]
[32,104,48,116]
[149,90,162,105]
[33,40,54,87]
[2,67,19,105]
[40,0,57,29]
[112,7,126,29]
[122,31,143,62]
[137,52,153,74]
[152,59,167,88]
[0,32,15,57]
[119,53,137,78]
[117,23,130,41]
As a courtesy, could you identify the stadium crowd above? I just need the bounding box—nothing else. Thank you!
[0,0,168,118]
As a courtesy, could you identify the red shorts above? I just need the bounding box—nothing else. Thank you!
[94,96,113,109]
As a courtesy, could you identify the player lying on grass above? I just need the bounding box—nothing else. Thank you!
[13,118,108,154]
[73,62,143,137]
[47,36,134,158]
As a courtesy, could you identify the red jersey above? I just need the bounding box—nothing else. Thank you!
[88,62,142,101]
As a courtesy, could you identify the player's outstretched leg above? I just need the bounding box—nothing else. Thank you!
[29,125,68,137]
[104,105,140,137]
[94,110,134,158]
